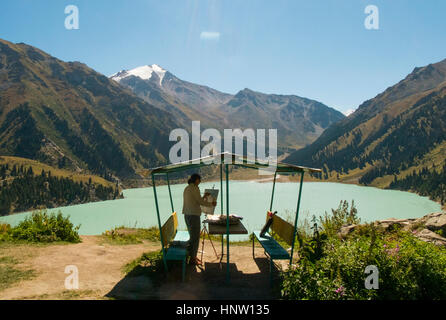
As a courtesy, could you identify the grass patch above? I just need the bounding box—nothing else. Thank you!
[0,254,35,292]
[18,289,103,300]
[0,240,74,249]
[101,226,160,245]
[100,224,299,249]
[122,250,164,287]
[123,250,163,275]
[56,289,101,300]
[0,255,18,264]
[0,266,35,291]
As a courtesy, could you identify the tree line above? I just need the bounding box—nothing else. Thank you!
[0,164,121,216]
[389,164,446,205]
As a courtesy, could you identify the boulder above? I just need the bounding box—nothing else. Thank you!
[335,212,446,246]
[373,218,414,232]
[423,212,446,232]
[338,224,358,238]
[415,228,446,247]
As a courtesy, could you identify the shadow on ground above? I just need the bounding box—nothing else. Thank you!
[106,253,282,300]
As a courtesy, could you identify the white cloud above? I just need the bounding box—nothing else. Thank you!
[200,31,220,41]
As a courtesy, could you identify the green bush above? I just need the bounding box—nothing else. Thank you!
[8,210,81,243]
[0,223,11,241]
[319,200,360,237]
[283,230,446,300]
[281,201,446,300]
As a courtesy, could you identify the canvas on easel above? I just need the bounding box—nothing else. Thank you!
[201,188,219,215]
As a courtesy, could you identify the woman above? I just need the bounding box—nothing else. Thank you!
[182,173,216,266]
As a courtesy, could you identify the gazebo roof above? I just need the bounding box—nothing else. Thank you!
[139,152,321,176]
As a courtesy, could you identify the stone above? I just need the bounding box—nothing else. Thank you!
[335,212,446,246]
[373,218,414,232]
[338,224,358,238]
[415,229,446,247]
[424,213,446,232]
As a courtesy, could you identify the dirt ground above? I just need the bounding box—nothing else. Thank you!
[0,236,284,300]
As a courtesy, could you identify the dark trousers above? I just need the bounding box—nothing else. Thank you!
[184,214,201,259]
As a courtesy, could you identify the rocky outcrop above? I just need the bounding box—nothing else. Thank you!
[338,212,446,246]
[418,212,446,232]
[338,224,359,237]
[374,218,416,232]
[415,228,446,246]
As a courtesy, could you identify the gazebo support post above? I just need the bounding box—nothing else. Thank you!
[220,163,224,255]
[269,172,277,211]
[152,174,168,272]
[220,163,223,215]
[166,172,174,213]
[225,163,230,284]
[290,171,305,266]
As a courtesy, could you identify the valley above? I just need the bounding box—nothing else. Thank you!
[1,37,445,215]
[286,59,446,204]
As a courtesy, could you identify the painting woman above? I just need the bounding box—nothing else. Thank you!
[182,173,216,266]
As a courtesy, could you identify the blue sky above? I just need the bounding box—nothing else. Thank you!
[1,0,445,113]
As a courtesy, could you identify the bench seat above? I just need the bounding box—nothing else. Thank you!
[165,231,190,280]
[160,212,189,281]
[172,230,190,243]
[252,212,296,286]
[253,231,290,260]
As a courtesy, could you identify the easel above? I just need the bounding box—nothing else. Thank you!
[200,216,219,262]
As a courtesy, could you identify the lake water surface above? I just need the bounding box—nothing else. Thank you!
[0,181,440,238]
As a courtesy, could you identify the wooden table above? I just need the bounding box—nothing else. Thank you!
[206,221,248,261]
[207,221,248,235]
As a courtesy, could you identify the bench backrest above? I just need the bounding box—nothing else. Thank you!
[267,212,295,246]
[161,212,178,248]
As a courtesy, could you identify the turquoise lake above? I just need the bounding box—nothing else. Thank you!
[0,181,441,239]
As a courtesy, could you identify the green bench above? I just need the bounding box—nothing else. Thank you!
[160,212,190,282]
[252,212,295,285]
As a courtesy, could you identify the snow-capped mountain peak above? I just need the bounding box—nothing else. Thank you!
[111,64,167,86]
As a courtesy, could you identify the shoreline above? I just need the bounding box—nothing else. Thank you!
[1,181,442,224]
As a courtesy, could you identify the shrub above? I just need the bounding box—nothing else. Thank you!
[8,210,81,243]
[319,200,360,237]
[281,201,446,300]
[0,223,12,242]
[282,225,446,300]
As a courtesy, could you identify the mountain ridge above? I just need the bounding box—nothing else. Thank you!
[285,58,446,200]
[111,64,345,151]
[0,38,182,182]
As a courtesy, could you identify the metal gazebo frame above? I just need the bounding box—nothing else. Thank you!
[144,152,321,283]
